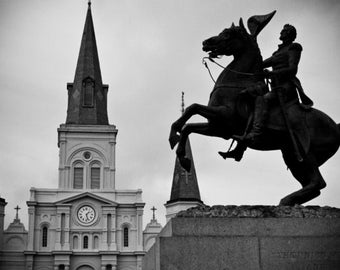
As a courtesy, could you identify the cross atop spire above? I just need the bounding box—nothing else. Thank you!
[181,91,185,114]
[14,205,21,220]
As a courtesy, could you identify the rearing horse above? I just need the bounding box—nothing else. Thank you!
[169,12,340,206]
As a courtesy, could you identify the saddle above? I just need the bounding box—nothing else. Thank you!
[266,100,310,154]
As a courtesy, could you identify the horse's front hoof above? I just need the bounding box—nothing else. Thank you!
[179,157,191,172]
[169,134,180,149]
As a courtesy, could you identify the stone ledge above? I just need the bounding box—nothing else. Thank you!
[176,205,340,218]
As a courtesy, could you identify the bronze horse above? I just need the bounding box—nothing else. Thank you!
[169,12,340,206]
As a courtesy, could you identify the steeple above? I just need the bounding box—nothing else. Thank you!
[66,2,109,125]
[165,93,203,221]
[58,2,117,190]
[167,139,202,204]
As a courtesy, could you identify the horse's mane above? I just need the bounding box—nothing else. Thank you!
[230,26,262,58]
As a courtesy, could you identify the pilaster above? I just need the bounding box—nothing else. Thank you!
[64,212,71,250]
[55,213,62,250]
[0,197,7,250]
[109,139,116,189]
[101,213,108,250]
[102,206,117,250]
[27,204,36,251]
[111,209,117,249]
[137,207,144,251]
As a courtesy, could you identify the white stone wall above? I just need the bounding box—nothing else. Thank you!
[25,187,145,269]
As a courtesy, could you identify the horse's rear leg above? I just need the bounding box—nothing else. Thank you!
[169,104,229,149]
[280,150,326,206]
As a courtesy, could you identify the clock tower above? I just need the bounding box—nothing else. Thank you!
[25,3,145,270]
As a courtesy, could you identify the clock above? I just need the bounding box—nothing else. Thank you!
[77,205,96,224]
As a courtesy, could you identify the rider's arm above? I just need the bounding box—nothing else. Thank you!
[263,56,274,68]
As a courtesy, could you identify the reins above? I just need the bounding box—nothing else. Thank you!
[202,57,260,83]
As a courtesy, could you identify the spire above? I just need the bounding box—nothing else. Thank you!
[167,93,202,204]
[66,2,109,125]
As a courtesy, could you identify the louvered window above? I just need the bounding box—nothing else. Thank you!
[42,226,48,247]
[107,214,111,243]
[91,167,100,189]
[123,227,129,247]
[61,213,65,245]
[73,167,83,189]
[83,235,88,249]
[83,77,94,107]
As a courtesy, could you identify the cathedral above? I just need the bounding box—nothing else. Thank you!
[0,2,202,270]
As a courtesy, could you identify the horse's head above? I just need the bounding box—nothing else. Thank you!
[202,22,251,58]
[202,11,276,59]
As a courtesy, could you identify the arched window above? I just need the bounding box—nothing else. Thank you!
[123,227,129,247]
[90,163,100,189]
[82,77,94,107]
[106,265,112,270]
[93,235,99,249]
[73,235,79,249]
[42,226,48,247]
[83,235,89,249]
[73,162,84,189]
[58,265,65,270]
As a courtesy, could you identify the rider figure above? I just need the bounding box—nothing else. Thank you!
[220,24,313,161]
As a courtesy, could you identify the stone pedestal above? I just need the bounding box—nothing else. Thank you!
[142,205,340,270]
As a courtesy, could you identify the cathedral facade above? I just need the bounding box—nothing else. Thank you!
[0,3,161,270]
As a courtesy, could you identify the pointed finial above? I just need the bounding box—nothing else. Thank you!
[14,205,21,220]
[151,206,157,220]
[181,92,185,114]
[88,0,91,7]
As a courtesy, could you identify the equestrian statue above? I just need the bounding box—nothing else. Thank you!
[169,11,340,206]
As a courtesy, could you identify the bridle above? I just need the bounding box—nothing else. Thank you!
[202,56,263,83]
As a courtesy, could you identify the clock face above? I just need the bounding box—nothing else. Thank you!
[77,205,96,224]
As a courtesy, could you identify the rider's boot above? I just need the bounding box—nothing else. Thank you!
[218,142,247,162]
[243,96,268,143]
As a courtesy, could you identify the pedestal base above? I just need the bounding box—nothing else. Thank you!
[143,205,340,270]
